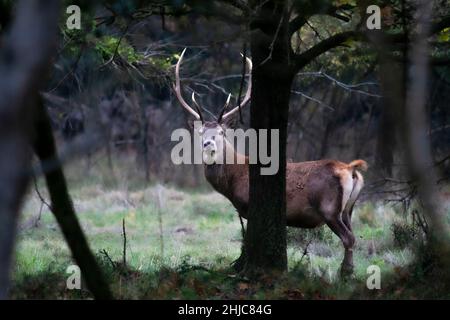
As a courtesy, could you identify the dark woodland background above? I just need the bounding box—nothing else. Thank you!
[0,0,449,300]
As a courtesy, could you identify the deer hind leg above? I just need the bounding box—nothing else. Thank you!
[342,203,354,232]
[321,199,355,277]
[326,217,355,277]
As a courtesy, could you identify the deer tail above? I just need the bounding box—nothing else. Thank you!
[347,159,368,172]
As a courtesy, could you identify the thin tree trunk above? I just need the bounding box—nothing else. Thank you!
[140,103,150,182]
[0,0,59,298]
[32,98,113,299]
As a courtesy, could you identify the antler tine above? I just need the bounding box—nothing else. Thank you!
[217,93,232,123]
[221,55,252,121]
[191,92,204,123]
[173,48,201,120]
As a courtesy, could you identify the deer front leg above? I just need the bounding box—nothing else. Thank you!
[231,210,247,272]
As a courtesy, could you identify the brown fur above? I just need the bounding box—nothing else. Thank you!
[204,138,367,275]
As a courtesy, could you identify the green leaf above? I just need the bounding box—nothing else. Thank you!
[437,27,450,42]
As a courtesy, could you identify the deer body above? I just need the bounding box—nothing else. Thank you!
[203,138,365,230]
[203,138,366,275]
[173,49,367,275]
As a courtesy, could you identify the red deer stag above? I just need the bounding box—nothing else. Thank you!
[173,49,368,275]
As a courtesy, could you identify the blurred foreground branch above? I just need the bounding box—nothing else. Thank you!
[404,0,450,270]
[0,0,59,299]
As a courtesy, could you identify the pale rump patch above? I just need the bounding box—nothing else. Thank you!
[337,170,354,214]
[334,158,366,215]
[347,159,368,172]
[346,171,364,211]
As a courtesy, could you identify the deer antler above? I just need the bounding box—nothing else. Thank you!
[219,54,252,122]
[173,48,202,121]
[191,92,204,123]
[217,93,232,122]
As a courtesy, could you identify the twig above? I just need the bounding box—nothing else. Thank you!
[261,13,285,65]
[297,71,381,98]
[98,22,130,69]
[428,125,450,136]
[48,45,85,93]
[32,173,52,212]
[291,90,334,111]
[236,42,247,124]
[100,249,117,269]
[434,154,450,166]
[122,218,127,266]
[212,74,246,82]
[179,264,250,282]
[305,21,323,42]
[35,203,43,228]
[299,239,312,264]
[412,209,429,235]
[156,185,164,258]
[238,213,246,239]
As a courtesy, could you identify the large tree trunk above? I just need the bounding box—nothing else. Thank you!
[0,0,59,298]
[32,98,113,300]
[242,0,293,276]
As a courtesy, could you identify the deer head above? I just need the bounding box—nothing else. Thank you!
[173,48,252,164]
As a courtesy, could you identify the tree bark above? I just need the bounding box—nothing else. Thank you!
[243,0,292,276]
[32,98,113,300]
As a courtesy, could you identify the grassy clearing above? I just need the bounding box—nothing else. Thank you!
[10,158,450,299]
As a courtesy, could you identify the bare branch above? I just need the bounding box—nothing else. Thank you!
[260,14,285,65]
[98,23,130,69]
[290,14,450,73]
[122,218,127,266]
[219,0,250,14]
[289,15,307,35]
[291,90,334,111]
[297,71,381,98]
[291,31,360,72]
[221,56,253,121]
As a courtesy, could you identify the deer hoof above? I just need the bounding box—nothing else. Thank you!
[339,263,354,279]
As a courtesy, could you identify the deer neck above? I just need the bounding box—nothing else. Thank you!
[204,139,247,196]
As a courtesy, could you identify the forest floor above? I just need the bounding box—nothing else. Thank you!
[10,157,450,299]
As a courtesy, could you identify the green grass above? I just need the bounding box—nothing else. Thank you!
[10,159,450,299]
